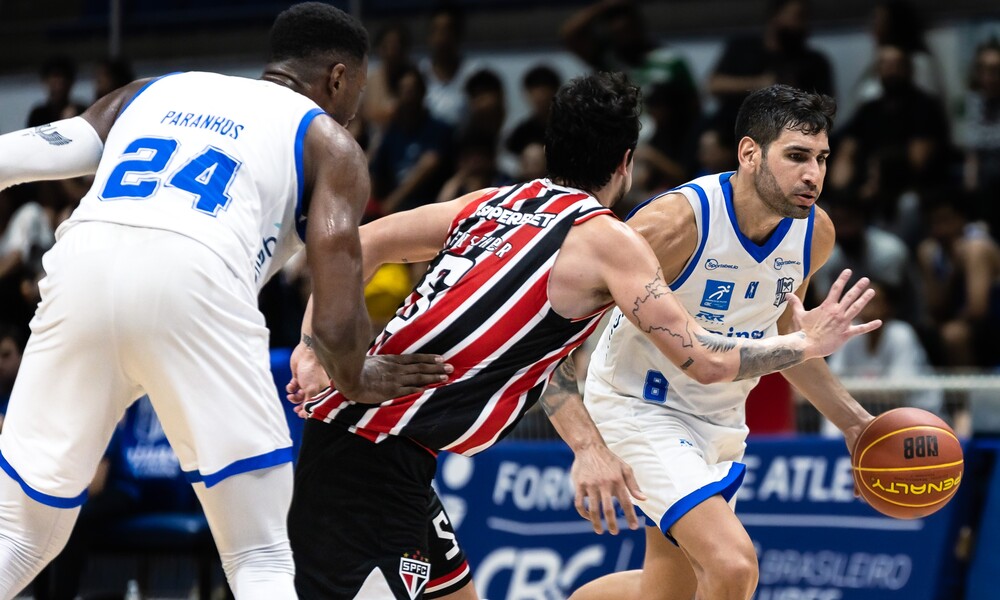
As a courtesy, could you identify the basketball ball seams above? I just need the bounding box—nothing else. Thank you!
[856,425,959,465]
[854,459,964,473]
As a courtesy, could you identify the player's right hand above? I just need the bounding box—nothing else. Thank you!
[340,354,454,405]
[791,269,882,358]
[571,444,647,535]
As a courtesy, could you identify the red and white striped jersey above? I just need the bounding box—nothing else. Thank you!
[305,179,613,455]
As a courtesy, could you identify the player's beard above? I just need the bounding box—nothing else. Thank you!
[755,157,812,219]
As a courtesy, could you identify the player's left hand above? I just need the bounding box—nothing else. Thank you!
[571,444,647,535]
[288,341,331,402]
[843,415,875,498]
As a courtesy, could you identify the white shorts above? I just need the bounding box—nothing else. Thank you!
[585,389,748,539]
[0,222,292,507]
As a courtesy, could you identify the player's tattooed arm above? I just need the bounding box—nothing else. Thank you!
[630,268,693,348]
[733,333,805,380]
[693,330,806,381]
[540,357,579,417]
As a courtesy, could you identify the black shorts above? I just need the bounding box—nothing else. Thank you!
[290,420,469,600]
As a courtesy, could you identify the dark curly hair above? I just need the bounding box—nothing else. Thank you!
[269,2,369,64]
[545,72,641,193]
[735,84,836,152]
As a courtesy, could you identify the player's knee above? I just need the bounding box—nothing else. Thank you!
[220,539,295,581]
[695,541,758,599]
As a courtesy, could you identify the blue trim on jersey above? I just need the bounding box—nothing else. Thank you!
[118,72,183,117]
[182,446,294,488]
[658,461,746,537]
[0,449,88,509]
[624,190,670,222]
[803,204,816,279]
[294,108,326,242]
[720,172,793,264]
[669,184,710,291]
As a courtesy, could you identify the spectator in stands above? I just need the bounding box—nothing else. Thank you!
[437,130,512,203]
[830,44,951,192]
[825,280,943,434]
[0,325,24,426]
[561,0,698,105]
[707,0,833,128]
[963,38,1000,231]
[517,142,547,183]
[370,65,453,214]
[917,192,1000,367]
[694,121,738,177]
[853,0,944,103]
[362,22,414,146]
[461,68,506,144]
[420,3,480,127]
[27,56,86,128]
[93,57,135,101]
[33,396,196,600]
[633,81,701,194]
[813,192,924,326]
[505,65,560,159]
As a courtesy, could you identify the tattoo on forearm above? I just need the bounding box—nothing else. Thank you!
[631,269,693,348]
[540,358,578,416]
[680,357,694,370]
[302,333,314,349]
[695,332,737,353]
[734,343,805,381]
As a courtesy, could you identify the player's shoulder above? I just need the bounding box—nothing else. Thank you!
[305,113,364,161]
[626,190,698,255]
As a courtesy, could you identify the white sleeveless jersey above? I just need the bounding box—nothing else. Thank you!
[64,72,325,290]
[587,172,814,428]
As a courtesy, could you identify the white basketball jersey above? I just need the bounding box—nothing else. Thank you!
[587,172,814,428]
[63,72,325,290]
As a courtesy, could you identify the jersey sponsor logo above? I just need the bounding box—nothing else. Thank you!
[701,279,735,310]
[473,203,556,228]
[704,258,739,271]
[774,277,795,307]
[745,281,759,299]
[695,310,725,323]
[399,555,431,600]
[706,327,766,339]
[773,257,802,270]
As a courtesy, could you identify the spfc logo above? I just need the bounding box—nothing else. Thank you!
[774,277,795,307]
[399,556,430,600]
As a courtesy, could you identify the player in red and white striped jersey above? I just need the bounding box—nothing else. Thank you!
[287,72,880,600]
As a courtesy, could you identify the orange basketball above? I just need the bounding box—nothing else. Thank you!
[851,407,963,520]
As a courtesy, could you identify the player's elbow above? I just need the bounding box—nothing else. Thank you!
[688,356,731,385]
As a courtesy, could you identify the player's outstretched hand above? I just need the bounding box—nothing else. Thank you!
[571,444,647,535]
[342,354,454,405]
[790,269,882,358]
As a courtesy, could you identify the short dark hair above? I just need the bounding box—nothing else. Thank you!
[735,84,835,151]
[523,65,561,91]
[269,2,369,64]
[465,69,504,98]
[545,72,641,192]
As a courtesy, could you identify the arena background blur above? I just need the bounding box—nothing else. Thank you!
[2,1,1000,598]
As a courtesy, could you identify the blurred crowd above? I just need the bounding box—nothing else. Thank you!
[3,0,1000,420]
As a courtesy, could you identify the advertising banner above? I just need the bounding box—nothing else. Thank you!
[436,438,962,600]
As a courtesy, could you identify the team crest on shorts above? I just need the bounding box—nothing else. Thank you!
[399,554,431,600]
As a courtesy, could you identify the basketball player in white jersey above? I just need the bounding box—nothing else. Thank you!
[0,4,449,598]
[287,75,880,599]
[568,85,873,600]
